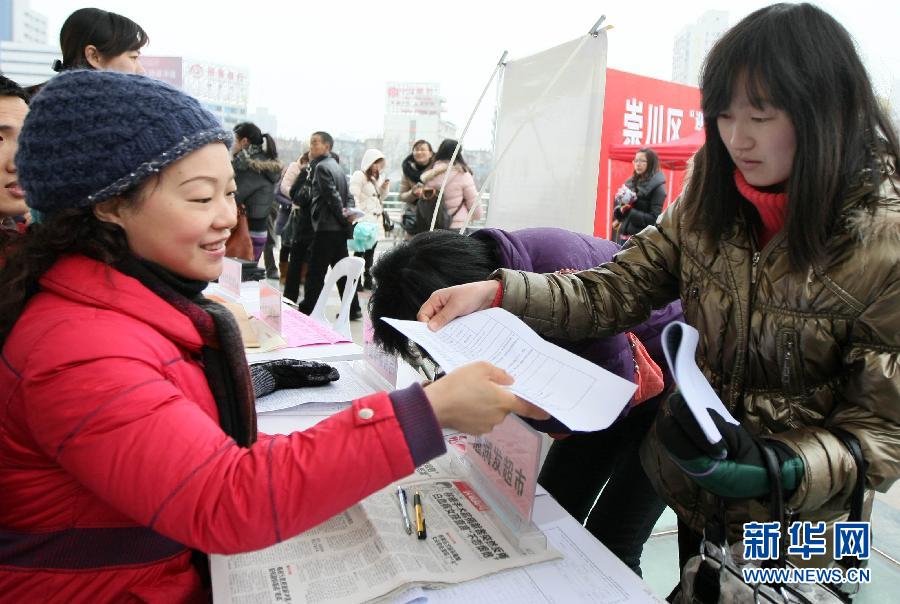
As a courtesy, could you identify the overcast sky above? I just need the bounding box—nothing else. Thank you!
[29,0,900,149]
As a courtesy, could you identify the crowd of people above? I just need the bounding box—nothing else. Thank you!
[0,3,898,603]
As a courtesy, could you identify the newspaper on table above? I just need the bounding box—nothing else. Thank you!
[210,455,561,604]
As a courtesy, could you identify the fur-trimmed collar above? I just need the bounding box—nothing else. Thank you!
[844,162,900,242]
[232,147,282,176]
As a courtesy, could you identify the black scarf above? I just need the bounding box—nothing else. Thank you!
[402,154,431,184]
[114,256,257,447]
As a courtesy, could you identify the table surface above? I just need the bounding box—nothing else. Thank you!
[212,281,661,602]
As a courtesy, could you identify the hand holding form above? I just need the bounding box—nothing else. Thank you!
[424,362,549,435]
[417,280,499,331]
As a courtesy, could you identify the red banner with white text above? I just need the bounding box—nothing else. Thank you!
[594,69,702,238]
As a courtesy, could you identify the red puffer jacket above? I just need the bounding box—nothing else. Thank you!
[0,255,427,602]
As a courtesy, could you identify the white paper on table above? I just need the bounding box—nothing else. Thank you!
[389,502,663,603]
[382,308,636,432]
[661,321,739,445]
[254,361,377,413]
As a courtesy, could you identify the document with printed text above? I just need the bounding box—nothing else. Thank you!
[382,308,636,432]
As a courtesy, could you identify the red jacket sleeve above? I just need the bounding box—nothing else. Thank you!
[23,352,419,555]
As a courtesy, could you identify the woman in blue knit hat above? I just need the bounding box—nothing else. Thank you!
[0,70,546,602]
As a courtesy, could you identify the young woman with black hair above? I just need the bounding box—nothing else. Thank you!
[612,147,666,244]
[418,2,900,576]
[398,139,436,237]
[420,139,482,232]
[53,7,148,74]
[230,121,282,273]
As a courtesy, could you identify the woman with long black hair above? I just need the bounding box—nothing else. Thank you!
[230,122,282,273]
[612,147,666,244]
[419,3,900,581]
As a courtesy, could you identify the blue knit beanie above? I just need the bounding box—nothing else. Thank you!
[17,70,232,215]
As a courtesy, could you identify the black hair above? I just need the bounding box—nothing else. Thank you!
[369,230,499,360]
[686,2,900,271]
[0,200,141,345]
[434,139,471,173]
[0,76,29,104]
[233,121,278,160]
[312,131,334,149]
[632,148,660,183]
[56,8,149,72]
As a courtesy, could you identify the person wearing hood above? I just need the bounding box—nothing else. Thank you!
[349,149,389,290]
[368,227,684,575]
[231,122,282,275]
[612,148,666,245]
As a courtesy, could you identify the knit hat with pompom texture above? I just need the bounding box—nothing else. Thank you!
[16,69,232,215]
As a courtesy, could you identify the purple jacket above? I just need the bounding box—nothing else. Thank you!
[472,227,683,431]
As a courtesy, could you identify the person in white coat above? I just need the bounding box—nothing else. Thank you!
[349,148,389,290]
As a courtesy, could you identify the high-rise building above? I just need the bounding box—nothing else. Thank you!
[671,10,728,86]
[381,82,456,179]
[0,0,47,44]
[0,0,57,87]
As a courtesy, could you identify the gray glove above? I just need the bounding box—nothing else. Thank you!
[250,359,340,398]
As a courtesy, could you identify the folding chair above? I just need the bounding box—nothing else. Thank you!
[309,256,364,340]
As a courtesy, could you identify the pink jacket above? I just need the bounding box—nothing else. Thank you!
[0,255,442,602]
[424,161,482,229]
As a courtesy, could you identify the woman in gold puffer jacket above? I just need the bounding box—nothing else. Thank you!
[418,3,900,571]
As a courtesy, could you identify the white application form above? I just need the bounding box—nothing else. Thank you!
[661,321,739,445]
[382,308,636,432]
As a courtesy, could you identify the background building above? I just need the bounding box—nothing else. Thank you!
[247,107,278,137]
[0,0,56,87]
[381,82,456,181]
[671,10,728,86]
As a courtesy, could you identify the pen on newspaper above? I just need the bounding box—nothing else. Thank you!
[414,491,427,540]
[396,487,412,535]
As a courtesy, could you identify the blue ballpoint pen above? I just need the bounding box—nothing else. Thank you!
[397,487,413,535]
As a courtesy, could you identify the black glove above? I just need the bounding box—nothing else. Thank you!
[657,393,803,499]
[250,359,340,398]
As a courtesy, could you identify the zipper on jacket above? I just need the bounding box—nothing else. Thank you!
[751,252,761,285]
[781,338,794,390]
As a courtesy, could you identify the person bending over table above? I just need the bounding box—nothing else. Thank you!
[368,228,683,576]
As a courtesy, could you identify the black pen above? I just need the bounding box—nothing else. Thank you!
[414,491,427,540]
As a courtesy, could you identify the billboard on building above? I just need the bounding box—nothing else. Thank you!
[385,82,442,116]
[183,60,248,105]
[141,56,183,88]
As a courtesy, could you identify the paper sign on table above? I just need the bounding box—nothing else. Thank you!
[363,317,398,387]
[468,414,543,522]
[218,257,242,297]
[661,321,739,444]
[382,308,637,432]
[258,281,282,332]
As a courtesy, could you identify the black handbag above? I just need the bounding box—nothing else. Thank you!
[677,431,867,603]
[381,210,395,233]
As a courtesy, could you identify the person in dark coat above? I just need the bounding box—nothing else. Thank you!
[613,148,666,244]
[368,227,684,575]
[232,122,282,276]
